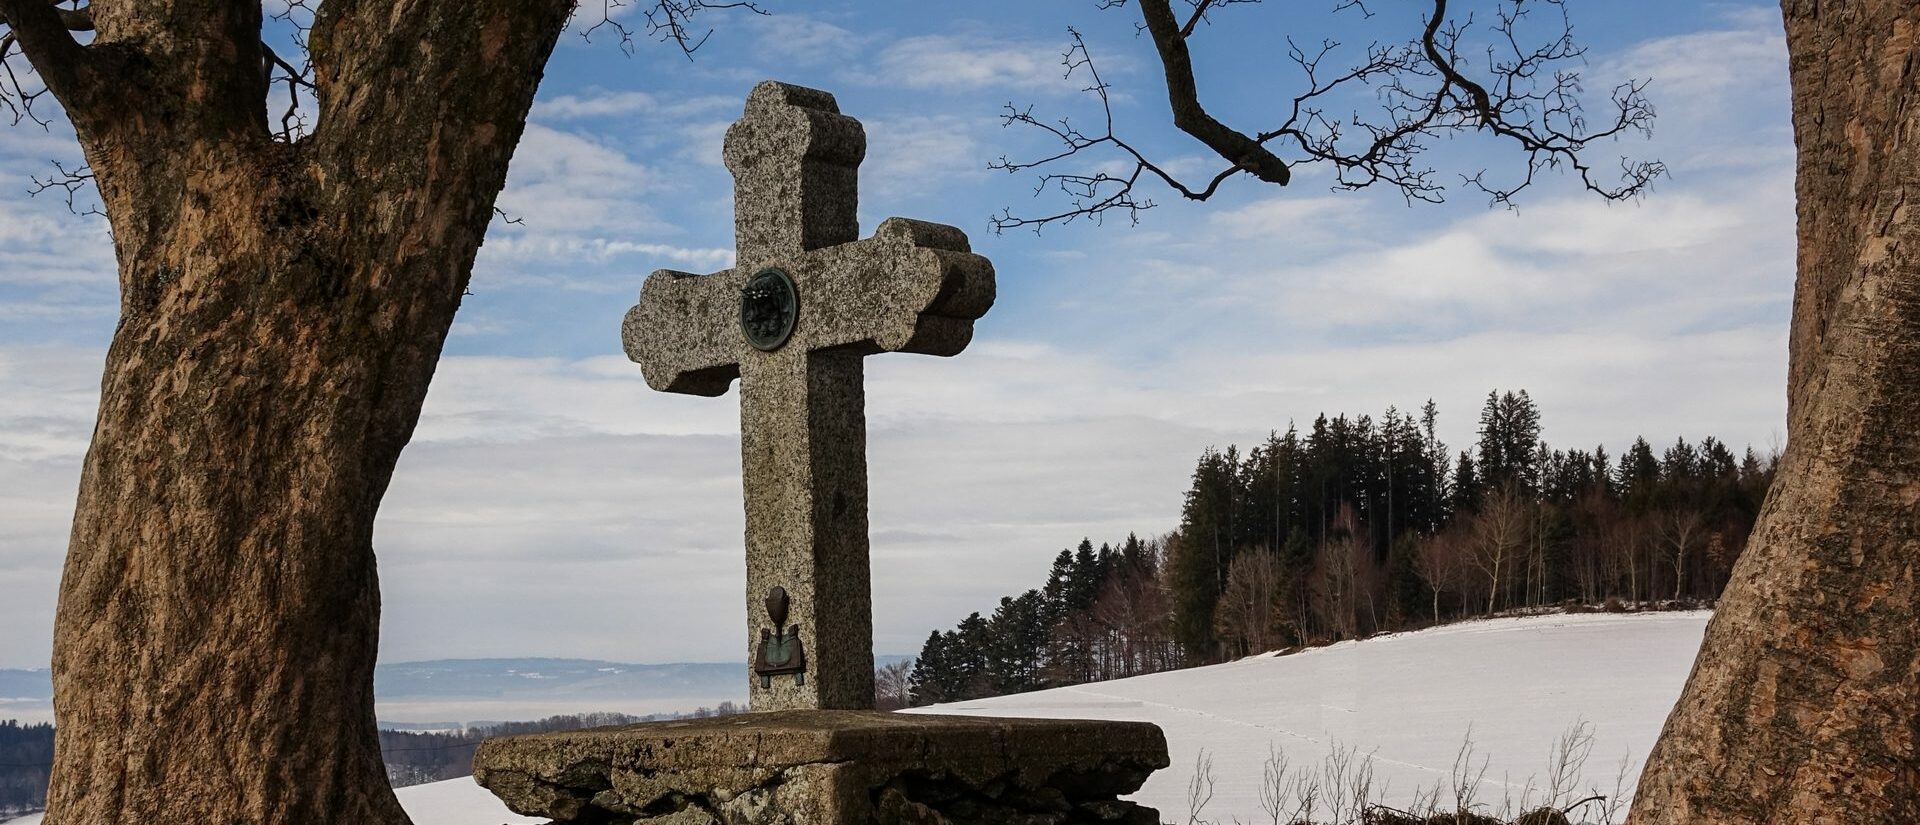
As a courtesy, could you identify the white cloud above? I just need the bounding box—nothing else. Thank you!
[747,15,866,64]
[862,114,987,200]
[1208,196,1370,247]
[1597,9,1791,173]
[1089,163,1793,340]
[870,34,1078,93]
[493,124,657,233]
[481,236,732,271]
[534,90,736,121]
[1607,20,1786,103]
[536,90,663,120]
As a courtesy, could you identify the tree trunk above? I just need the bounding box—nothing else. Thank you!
[1631,3,1920,821]
[0,1,574,822]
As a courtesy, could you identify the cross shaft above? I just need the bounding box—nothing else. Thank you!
[622,81,994,710]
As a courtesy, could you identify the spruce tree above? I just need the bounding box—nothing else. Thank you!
[1618,437,1662,511]
[1453,451,1481,513]
[953,614,991,700]
[1041,549,1075,627]
[908,631,950,707]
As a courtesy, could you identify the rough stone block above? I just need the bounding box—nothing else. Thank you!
[473,710,1170,824]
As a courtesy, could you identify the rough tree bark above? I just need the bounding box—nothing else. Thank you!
[0,0,572,821]
[1631,3,1920,822]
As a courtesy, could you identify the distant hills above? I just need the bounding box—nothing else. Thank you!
[0,670,48,702]
[375,658,740,701]
[0,655,912,726]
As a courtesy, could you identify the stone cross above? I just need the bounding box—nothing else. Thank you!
[622,81,995,711]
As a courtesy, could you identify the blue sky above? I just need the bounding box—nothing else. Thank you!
[0,1,1793,668]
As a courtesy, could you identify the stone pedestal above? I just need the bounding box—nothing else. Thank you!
[472,710,1170,825]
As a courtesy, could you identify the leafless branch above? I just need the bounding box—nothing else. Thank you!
[0,0,91,128]
[989,30,1183,231]
[994,0,1663,232]
[263,0,316,142]
[28,157,98,215]
[579,0,766,57]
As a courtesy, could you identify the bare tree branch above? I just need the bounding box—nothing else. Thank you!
[1138,0,1290,185]
[27,157,98,215]
[0,0,92,127]
[993,0,1664,232]
[579,0,767,57]
[263,0,316,142]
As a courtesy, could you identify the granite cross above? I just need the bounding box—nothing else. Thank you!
[622,81,995,711]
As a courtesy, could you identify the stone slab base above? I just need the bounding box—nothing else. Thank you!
[472,709,1170,824]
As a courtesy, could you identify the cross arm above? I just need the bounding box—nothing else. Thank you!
[622,268,746,396]
[795,217,996,357]
[621,218,994,396]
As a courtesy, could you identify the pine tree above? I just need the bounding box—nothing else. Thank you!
[1119,532,1150,574]
[952,614,991,700]
[1069,538,1102,612]
[986,591,1048,694]
[1168,448,1242,659]
[908,631,951,707]
[1476,389,1544,493]
[1453,451,1481,513]
[1041,548,1075,628]
[1387,532,1427,624]
[1618,437,1662,511]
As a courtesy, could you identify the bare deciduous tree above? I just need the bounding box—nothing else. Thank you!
[1412,531,1463,623]
[1466,483,1527,614]
[990,0,1662,231]
[1632,4,1920,818]
[0,1,752,822]
[874,660,913,711]
[1651,507,1705,601]
[1214,546,1286,656]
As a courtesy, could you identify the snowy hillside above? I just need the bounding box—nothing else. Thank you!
[914,611,1709,821]
[2,612,1707,825]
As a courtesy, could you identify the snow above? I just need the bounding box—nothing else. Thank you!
[391,778,542,825]
[910,611,1709,821]
[1,611,1708,825]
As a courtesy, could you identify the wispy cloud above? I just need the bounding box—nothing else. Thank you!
[492,124,658,232]
[862,114,988,201]
[747,15,866,64]
[481,236,733,270]
[534,90,736,121]
[870,34,1079,92]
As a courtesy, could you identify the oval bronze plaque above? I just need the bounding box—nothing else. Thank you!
[740,268,798,352]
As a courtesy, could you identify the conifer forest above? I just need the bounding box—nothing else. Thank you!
[909,390,1774,706]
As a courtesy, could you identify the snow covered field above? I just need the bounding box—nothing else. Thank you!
[916,610,1709,821]
[2,611,1707,824]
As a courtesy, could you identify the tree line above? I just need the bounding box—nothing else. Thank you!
[0,720,52,817]
[909,390,1775,705]
[376,704,742,787]
[0,705,747,816]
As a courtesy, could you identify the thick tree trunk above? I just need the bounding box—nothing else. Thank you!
[0,1,574,822]
[1630,3,1920,822]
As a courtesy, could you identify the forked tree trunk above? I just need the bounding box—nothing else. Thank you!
[0,1,573,821]
[1631,3,1920,822]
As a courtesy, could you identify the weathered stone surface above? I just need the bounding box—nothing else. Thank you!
[619,80,995,711]
[473,711,1170,825]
